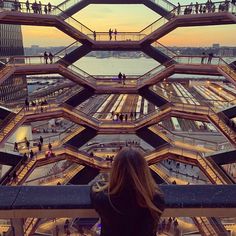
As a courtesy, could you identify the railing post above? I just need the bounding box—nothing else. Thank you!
[10,219,24,236]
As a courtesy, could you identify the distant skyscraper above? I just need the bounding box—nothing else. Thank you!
[0,1,28,103]
[212,43,220,48]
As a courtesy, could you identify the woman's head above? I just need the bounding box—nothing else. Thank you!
[109,148,163,216]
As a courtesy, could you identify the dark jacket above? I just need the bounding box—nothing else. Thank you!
[90,187,165,236]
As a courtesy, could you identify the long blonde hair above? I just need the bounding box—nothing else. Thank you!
[107,148,163,217]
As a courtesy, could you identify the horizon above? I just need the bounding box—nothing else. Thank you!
[24,44,235,48]
[21,0,236,47]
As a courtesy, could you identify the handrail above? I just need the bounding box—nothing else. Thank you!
[62,103,101,125]
[1,0,235,44]
[5,122,78,148]
[56,0,176,13]
[140,1,235,38]
[157,124,221,149]
[0,154,26,185]
[54,41,81,56]
[1,0,94,36]
[1,54,234,89]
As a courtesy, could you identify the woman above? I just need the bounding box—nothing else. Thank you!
[91,148,165,236]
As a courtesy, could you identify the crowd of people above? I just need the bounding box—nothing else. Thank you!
[93,28,119,41]
[201,52,214,64]
[158,218,180,236]
[161,159,208,183]
[13,135,55,165]
[176,0,235,15]
[25,97,49,112]
[0,0,53,14]
[111,111,138,122]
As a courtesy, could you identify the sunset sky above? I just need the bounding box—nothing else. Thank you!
[21,0,236,47]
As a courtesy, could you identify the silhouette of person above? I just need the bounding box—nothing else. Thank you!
[44,51,48,64]
[207,52,214,64]
[114,29,117,40]
[122,73,126,85]
[201,52,206,64]
[109,28,113,40]
[48,52,53,64]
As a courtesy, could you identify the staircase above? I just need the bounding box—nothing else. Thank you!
[0,107,25,144]
[136,126,168,148]
[69,166,99,185]
[66,125,97,148]
[196,156,224,184]
[65,86,95,107]
[142,44,174,64]
[24,218,40,236]
[209,113,236,144]
[139,85,169,107]
[9,159,37,185]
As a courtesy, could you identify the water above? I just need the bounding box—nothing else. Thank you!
[74,56,235,78]
[27,56,235,93]
[74,57,159,76]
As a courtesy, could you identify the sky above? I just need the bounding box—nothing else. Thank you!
[22,0,236,47]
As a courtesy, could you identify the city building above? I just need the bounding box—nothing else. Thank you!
[0,1,28,103]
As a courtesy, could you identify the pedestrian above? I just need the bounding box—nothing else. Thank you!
[48,52,53,64]
[26,139,30,150]
[113,113,118,121]
[114,29,117,40]
[23,153,28,162]
[64,219,69,234]
[44,51,48,64]
[122,73,126,85]
[201,52,206,64]
[125,114,128,122]
[177,2,181,14]
[162,219,166,231]
[48,2,52,13]
[44,4,48,14]
[130,112,133,121]
[93,30,96,40]
[109,28,113,40]
[14,142,19,152]
[13,0,18,11]
[39,136,43,145]
[48,142,52,151]
[207,52,214,64]
[29,149,34,159]
[38,1,42,14]
[0,0,3,8]
[119,113,124,122]
[40,101,44,112]
[26,0,30,12]
[195,2,199,13]
[173,219,179,228]
[38,141,42,152]
[199,4,202,13]
[167,217,172,231]
[25,97,29,111]
[118,72,122,83]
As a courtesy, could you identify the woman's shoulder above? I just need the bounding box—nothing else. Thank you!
[90,184,109,203]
